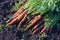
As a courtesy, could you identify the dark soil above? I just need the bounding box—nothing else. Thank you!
[0,0,21,40]
[0,0,60,40]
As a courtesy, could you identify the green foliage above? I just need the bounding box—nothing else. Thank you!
[40,33,47,38]
[56,23,60,30]
[0,24,4,30]
[54,22,60,30]
[11,0,60,14]
[23,0,60,27]
[11,0,22,10]
[43,2,60,27]
[23,0,60,14]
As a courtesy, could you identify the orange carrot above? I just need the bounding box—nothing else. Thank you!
[6,8,24,23]
[12,8,24,19]
[6,18,13,23]
[32,25,44,35]
[40,27,48,34]
[32,24,39,31]
[17,14,27,29]
[24,15,42,31]
[27,16,35,24]
[7,10,27,25]
[32,27,38,35]
[6,17,18,26]
[32,20,43,31]
[17,10,27,20]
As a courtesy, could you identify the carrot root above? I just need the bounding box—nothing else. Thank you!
[17,14,27,29]
[40,27,48,34]
[12,8,24,19]
[32,27,38,35]
[24,15,42,31]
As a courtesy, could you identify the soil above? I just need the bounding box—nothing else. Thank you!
[0,0,60,40]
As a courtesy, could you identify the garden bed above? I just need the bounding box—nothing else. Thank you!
[0,0,60,40]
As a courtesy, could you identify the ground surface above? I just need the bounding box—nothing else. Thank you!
[0,0,60,40]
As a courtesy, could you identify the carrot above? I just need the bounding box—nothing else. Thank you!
[24,15,42,31]
[6,18,13,23]
[28,15,39,24]
[29,17,35,24]
[6,17,18,26]
[32,25,44,35]
[40,27,48,34]
[32,24,39,31]
[17,14,27,29]
[17,10,27,20]
[32,27,38,35]
[28,16,35,24]
[6,8,24,23]
[7,10,27,25]
[12,8,24,19]
[32,20,43,31]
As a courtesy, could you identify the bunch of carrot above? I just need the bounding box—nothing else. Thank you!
[6,0,60,35]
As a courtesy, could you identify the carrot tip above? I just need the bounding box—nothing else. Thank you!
[40,27,47,34]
